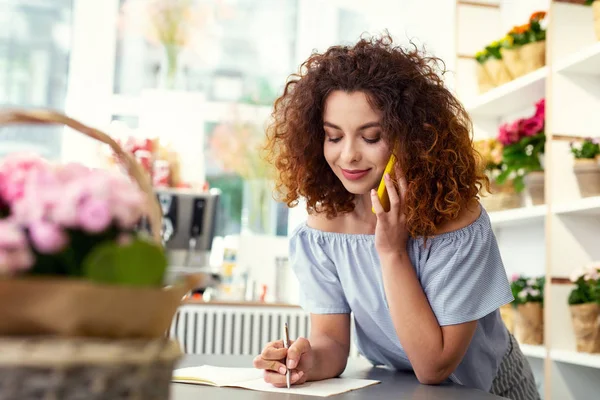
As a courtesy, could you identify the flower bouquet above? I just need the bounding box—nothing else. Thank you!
[474,49,496,93]
[481,40,513,87]
[475,138,523,211]
[496,99,546,205]
[570,137,600,197]
[510,274,545,345]
[0,110,193,400]
[569,263,600,353]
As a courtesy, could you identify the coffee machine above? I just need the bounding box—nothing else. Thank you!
[153,187,222,287]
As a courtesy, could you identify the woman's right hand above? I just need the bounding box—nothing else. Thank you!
[253,337,314,387]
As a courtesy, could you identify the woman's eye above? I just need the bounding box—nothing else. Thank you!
[327,137,342,143]
[364,137,381,144]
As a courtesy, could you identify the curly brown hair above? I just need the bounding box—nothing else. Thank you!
[264,33,487,238]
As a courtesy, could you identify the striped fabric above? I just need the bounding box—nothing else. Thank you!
[490,333,540,399]
[289,205,530,393]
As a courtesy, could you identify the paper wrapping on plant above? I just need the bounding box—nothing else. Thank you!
[570,303,600,353]
[0,278,191,338]
[593,2,600,41]
[514,302,544,345]
[500,48,527,79]
[484,59,512,86]
[519,41,545,74]
[475,63,495,94]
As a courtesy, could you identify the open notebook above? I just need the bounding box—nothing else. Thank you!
[172,365,380,397]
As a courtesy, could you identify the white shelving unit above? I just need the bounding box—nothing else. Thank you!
[551,349,600,369]
[554,196,600,216]
[457,2,600,399]
[465,67,547,117]
[489,205,547,228]
[521,344,548,359]
[554,41,600,75]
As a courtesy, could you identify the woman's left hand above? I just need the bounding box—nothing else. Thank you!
[371,172,409,258]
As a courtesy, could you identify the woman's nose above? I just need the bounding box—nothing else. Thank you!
[341,141,361,164]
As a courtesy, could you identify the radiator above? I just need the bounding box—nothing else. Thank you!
[168,304,361,358]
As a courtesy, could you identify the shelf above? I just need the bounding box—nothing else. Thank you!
[465,67,547,118]
[554,196,600,216]
[488,205,547,227]
[551,349,600,369]
[555,42,600,75]
[520,344,547,359]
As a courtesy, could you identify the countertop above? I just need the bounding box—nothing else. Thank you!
[170,354,508,399]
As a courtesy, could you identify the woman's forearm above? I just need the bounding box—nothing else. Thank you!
[379,252,448,382]
[306,334,349,381]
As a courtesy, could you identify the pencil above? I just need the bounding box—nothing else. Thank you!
[284,323,291,389]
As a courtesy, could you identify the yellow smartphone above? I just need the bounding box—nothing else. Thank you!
[372,154,397,213]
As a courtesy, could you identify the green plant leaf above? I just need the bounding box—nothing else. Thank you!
[82,238,167,287]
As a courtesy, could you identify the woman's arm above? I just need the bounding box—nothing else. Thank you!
[380,252,476,384]
[304,313,351,381]
[371,173,477,384]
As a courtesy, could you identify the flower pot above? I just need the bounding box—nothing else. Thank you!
[500,303,515,334]
[514,302,544,345]
[593,1,600,41]
[519,41,546,74]
[574,158,600,198]
[480,181,524,212]
[484,58,513,86]
[476,62,495,93]
[524,171,545,205]
[501,47,528,79]
[570,303,600,353]
[0,337,182,400]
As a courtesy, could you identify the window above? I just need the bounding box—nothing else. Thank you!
[0,0,73,160]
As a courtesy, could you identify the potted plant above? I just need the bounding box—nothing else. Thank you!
[475,49,495,93]
[570,138,600,197]
[474,138,523,211]
[511,275,545,345]
[500,26,530,79]
[569,263,600,353]
[496,99,546,205]
[482,40,513,87]
[518,11,547,73]
[0,110,192,400]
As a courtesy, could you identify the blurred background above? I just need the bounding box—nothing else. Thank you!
[2,1,600,398]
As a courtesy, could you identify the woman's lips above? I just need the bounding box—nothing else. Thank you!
[341,168,371,180]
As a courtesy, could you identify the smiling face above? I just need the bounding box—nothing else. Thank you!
[323,90,391,195]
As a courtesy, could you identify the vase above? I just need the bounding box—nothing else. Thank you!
[524,171,545,205]
[242,179,277,235]
[514,302,544,345]
[480,181,524,212]
[570,303,600,353]
[574,158,600,198]
[159,43,184,90]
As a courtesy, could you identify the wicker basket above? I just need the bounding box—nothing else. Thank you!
[484,58,513,86]
[0,337,181,400]
[0,110,193,400]
[519,41,546,74]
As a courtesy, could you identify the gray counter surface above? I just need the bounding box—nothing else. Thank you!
[171,355,508,399]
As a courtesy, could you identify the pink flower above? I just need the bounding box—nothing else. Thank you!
[534,99,545,120]
[498,121,521,145]
[0,220,34,274]
[519,115,544,137]
[77,198,111,233]
[511,273,520,282]
[0,153,49,205]
[28,221,69,254]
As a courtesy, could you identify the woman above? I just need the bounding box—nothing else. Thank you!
[254,34,539,399]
